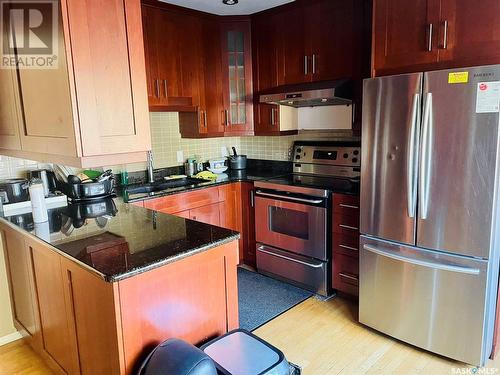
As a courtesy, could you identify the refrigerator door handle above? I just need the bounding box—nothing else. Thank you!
[419,92,433,220]
[407,93,420,218]
[363,244,480,275]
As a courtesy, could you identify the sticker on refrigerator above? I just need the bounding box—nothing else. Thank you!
[476,82,500,113]
[448,71,469,84]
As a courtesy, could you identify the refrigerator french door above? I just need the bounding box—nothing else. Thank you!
[360,65,500,366]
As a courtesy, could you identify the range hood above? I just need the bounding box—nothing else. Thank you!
[259,79,353,108]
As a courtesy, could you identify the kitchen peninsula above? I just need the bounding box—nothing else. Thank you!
[0,198,239,375]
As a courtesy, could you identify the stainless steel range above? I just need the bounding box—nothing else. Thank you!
[254,141,360,296]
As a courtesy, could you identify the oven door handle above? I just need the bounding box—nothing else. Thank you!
[258,246,324,268]
[255,190,324,205]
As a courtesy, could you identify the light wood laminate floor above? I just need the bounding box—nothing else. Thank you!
[1,297,499,374]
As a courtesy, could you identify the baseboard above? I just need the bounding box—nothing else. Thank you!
[0,331,22,346]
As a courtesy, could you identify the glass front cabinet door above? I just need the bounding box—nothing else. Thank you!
[220,20,254,135]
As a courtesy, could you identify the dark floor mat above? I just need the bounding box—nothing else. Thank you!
[238,268,313,331]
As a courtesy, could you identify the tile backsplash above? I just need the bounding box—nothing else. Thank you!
[0,111,357,179]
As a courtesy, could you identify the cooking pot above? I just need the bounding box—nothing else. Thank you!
[228,147,247,170]
[0,179,30,203]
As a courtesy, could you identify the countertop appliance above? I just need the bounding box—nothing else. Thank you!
[360,64,500,366]
[255,141,360,296]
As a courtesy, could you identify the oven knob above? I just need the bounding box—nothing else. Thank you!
[296,148,302,153]
[296,155,301,160]
[343,153,349,159]
[353,150,359,156]
[352,158,358,163]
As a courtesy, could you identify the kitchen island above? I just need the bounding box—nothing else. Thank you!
[0,198,240,375]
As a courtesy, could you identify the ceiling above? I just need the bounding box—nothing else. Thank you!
[159,0,295,15]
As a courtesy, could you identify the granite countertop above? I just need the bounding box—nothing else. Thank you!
[0,197,239,282]
[123,167,291,202]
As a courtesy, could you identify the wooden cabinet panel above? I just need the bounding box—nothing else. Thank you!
[61,259,123,375]
[143,186,220,214]
[0,69,22,150]
[332,193,360,297]
[118,241,238,373]
[218,184,239,232]
[439,0,500,67]
[277,5,309,85]
[372,0,440,76]
[16,9,78,157]
[174,210,191,219]
[2,228,37,337]
[308,0,357,81]
[240,182,256,267]
[332,252,359,296]
[31,241,80,375]
[65,0,151,156]
[0,0,151,167]
[190,203,221,226]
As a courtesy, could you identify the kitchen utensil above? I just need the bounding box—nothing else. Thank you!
[76,172,92,183]
[28,169,57,197]
[97,169,113,182]
[232,146,238,156]
[184,161,196,177]
[29,179,48,223]
[0,179,29,203]
[228,154,247,170]
[59,178,115,201]
[208,166,229,174]
[209,158,226,170]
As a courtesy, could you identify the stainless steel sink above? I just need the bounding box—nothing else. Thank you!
[125,177,210,195]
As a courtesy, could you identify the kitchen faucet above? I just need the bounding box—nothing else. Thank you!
[147,150,155,183]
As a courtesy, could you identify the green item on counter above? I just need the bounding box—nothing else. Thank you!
[121,171,129,185]
[83,169,102,179]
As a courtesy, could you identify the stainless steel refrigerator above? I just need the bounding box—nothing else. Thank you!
[360,65,500,366]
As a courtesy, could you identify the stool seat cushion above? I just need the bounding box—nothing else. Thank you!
[139,338,217,375]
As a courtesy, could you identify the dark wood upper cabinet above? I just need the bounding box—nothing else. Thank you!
[372,0,440,76]
[278,5,309,85]
[439,0,500,68]
[372,0,500,76]
[141,4,194,110]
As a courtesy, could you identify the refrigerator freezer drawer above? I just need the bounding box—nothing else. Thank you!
[359,236,489,366]
[256,244,328,296]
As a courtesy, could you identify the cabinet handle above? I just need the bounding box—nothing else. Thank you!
[339,272,359,284]
[224,109,230,126]
[163,80,168,97]
[271,107,276,125]
[339,224,359,231]
[312,54,316,75]
[155,79,160,98]
[339,244,358,252]
[203,110,207,128]
[304,55,309,75]
[427,23,433,52]
[442,20,448,49]
[339,203,359,209]
[250,190,255,207]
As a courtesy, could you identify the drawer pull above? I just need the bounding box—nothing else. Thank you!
[339,272,359,286]
[339,244,358,252]
[339,224,359,231]
[339,203,359,209]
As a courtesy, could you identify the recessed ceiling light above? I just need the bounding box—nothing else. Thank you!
[222,0,238,5]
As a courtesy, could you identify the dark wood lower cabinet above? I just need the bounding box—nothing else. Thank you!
[331,194,360,298]
[1,222,239,375]
[142,182,256,267]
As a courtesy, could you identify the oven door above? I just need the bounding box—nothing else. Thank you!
[255,190,328,260]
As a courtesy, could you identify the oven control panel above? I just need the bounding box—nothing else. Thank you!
[293,144,361,167]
